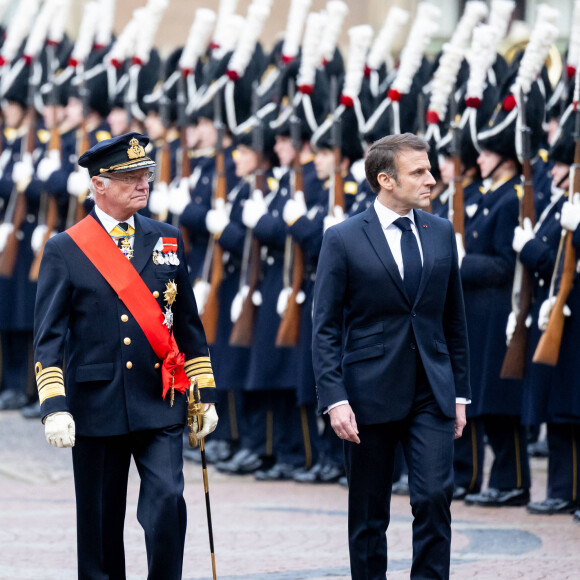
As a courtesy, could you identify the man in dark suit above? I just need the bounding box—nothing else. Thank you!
[33,132,218,580]
[312,133,470,579]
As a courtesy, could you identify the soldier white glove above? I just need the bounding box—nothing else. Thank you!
[191,404,219,440]
[148,181,170,216]
[456,233,466,268]
[465,203,479,218]
[168,178,191,216]
[12,153,34,187]
[277,286,292,317]
[231,285,249,323]
[36,150,61,182]
[323,205,345,233]
[538,296,571,331]
[282,191,307,226]
[512,217,534,253]
[505,311,532,345]
[67,169,90,197]
[45,412,75,448]
[242,189,268,229]
[205,198,230,235]
[31,224,49,253]
[561,193,580,232]
[0,222,14,252]
[193,279,211,315]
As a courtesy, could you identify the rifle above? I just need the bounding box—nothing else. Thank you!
[229,85,263,347]
[0,65,39,278]
[500,87,536,379]
[30,49,62,281]
[276,81,305,347]
[330,76,344,214]
[533,79,580,365]
[176,73,192,254]
[66,68,91,228]
[152,62,172,223]
[448,95,464,244]
[199,94,227,345]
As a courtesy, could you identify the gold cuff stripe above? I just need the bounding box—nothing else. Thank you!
[36,367,65,404]
[37,372,64,389]
[39,383,66,404]
[185,363,213,374]
[194,375,216,389]
[184,357,212,371]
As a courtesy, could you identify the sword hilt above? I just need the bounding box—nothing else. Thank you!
[187,378,204,447]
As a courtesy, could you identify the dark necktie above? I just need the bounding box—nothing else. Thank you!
[117,222,129,248]
[393,217,422,303]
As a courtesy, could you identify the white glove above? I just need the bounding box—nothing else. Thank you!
[283,190,307,226]
[456,233,465,268]
[148,181,170,216]
[231,285,249,323]
[323,205,345,233]
[168,178,191,216]
[191,404,219,440]
[44,412,75,448]
[193,279,210,315]
[465,203,478,218]
[561,193,580,232]
[12,153,34,186]
[31,224,48,253]
[205,197,230,235]
[512,217,534,253]
[277,286,292,317]
[36,150,61,182]
[242,189,267,229]
[538,296,571,331]
[0,222,14,252]
[67,169,91,197]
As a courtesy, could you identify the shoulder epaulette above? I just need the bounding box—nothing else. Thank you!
[344,181,358,195]
[267,176,279,192]
[37,129,51,144]
[96,130,111,142]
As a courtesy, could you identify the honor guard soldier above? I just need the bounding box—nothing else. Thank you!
[33,132,218,580]
[524,100,580,516]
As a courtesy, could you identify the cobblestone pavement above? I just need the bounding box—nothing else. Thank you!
[1,411,579,579]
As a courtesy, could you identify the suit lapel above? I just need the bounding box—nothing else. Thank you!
[131,213,158,274]
[363,206,409,303]
[414,210,435,305]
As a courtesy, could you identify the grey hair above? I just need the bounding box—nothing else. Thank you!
[87,175,111,199]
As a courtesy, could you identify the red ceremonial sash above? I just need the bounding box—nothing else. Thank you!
[67,215,188,399]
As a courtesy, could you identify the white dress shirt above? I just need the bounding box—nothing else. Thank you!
[94,205,136,249]
[326,199,469,412]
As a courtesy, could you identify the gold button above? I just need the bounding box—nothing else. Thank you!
[124,337,131,345]
[153,291,159,298]
[154,363,160,369]
[121,314,129,322]
[126,361,133,369]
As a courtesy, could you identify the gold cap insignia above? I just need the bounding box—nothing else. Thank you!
[127,138,145,160]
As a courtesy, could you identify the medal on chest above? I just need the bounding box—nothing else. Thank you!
[152,237,180,266]
[119,237,134,260]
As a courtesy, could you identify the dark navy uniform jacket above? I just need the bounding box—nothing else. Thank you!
[313,205,470,425]
[33,209,215,437]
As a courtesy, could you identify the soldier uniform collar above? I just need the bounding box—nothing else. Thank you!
[94,204,136,234]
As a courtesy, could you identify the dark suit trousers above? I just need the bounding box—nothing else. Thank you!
[344,361,455,580]
[72,425,186,580]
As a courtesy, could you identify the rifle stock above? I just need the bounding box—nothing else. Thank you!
[533,231,576,365]
[0,94,37,277]
[276,160,305,347]
[500,89,536,380]
[451,154,465,241]
[200,146,227,345]
[500,157,535,379]
[30,117,62,281]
